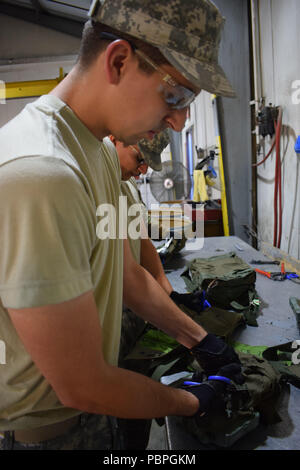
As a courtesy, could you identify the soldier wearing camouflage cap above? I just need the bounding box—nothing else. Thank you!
[138,128,170,171]
[109,128,171,176]
[0,0,241,451]
[89,0,235,98]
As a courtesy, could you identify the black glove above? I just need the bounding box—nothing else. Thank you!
[190,333,244,382]
[181,363,242,415]
[181,381,218,415]
[170,290,209,313]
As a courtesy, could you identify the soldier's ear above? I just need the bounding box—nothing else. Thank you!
[103,40,134,85]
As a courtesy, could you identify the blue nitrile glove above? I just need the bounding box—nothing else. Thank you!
[170,290,210,313]
[181,363,241,415]
[190,333,244,382]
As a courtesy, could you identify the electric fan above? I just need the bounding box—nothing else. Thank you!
[149,161,192,203]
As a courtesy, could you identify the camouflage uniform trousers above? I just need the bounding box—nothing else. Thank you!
[118,307,152,450]
[0,413,121,450]
[118,307,146,367]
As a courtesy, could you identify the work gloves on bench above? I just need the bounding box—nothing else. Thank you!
[170,290,209,313]
[171,291,243,378]
[191,333,244,378]
[181,363,243,415]
[185,333,245,415]
[170,292,245,414]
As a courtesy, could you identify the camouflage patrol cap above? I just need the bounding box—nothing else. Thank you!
[89,0,235,98]
[138,129,170,171]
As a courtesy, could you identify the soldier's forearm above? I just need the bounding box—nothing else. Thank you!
[140,237,172,294]
[65,363,199,419]
[124,262,207,348]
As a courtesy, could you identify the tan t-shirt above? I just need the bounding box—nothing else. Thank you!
[120,177,148,264]
[0,95,123,430]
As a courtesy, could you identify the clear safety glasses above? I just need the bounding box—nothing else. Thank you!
[99,31,196,110]
[134,49,196,110]
[129,146,146,167]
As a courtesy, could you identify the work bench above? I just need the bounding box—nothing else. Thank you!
[161,235,300,450]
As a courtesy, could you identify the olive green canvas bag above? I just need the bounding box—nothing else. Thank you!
[175,350,284,448]
[181,252,259,326]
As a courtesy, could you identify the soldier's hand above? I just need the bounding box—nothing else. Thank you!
[170,290,208,313]
[180,380,218,415]
[181,363,244,416]
[190,333,244,382]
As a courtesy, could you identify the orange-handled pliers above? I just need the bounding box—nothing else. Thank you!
[255,263,299,281]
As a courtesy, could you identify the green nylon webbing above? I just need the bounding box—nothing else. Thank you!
[232,341,292,366]
[138,328,179,353]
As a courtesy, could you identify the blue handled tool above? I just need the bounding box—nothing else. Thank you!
[208,375,232,385]
[183,381,202,386]
[183,375,232,386]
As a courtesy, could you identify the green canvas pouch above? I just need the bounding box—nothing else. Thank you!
[121,325,192,377]
[262,342,300,389]
[232,341,300,389]
[175,350,283,447]
[122,302,246,378]
[174,303,246,342]
[181,252,259,325]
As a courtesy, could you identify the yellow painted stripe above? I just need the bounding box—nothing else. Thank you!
[216,134,230,236]
[211,94,230,237]
[0,68,64,100]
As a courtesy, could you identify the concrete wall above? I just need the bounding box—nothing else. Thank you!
[214,0,252,243]
[255,0,300,258]
[0,13,81,128]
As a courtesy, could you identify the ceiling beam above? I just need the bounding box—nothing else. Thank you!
[0,2,84,37]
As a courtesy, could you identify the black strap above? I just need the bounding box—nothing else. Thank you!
[262,342,300,388]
